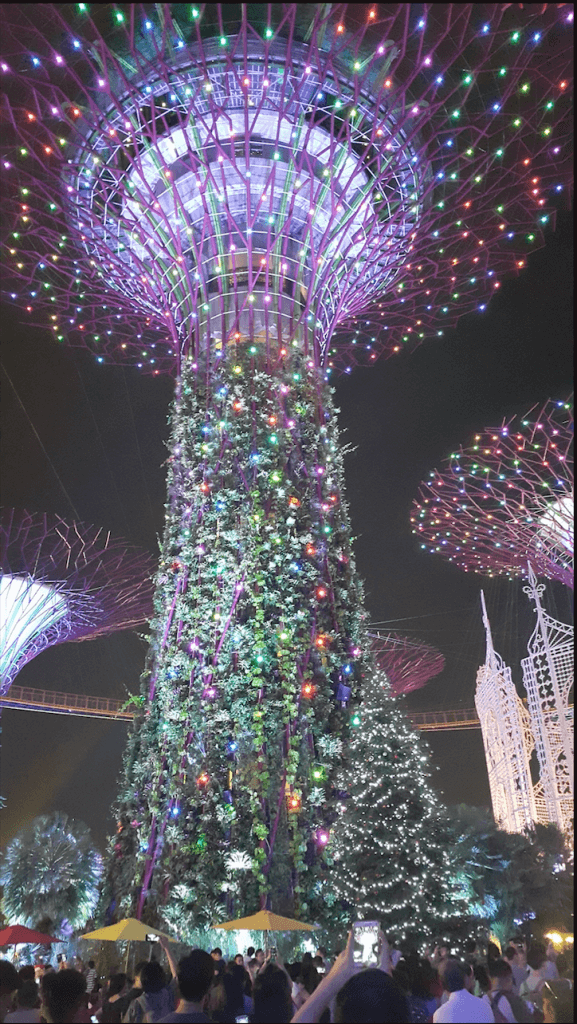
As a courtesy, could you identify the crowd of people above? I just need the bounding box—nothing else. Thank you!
[0,930,573,1024]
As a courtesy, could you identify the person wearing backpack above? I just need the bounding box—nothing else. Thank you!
[122,962,175,1023]
[482,959,535,1024]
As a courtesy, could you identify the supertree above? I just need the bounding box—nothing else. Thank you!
[369,631,445,695]
[0,4,572,926]
[411,397,574,587]
[0,509,154,693]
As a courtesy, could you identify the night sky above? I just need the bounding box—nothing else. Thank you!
[1,210,573,852]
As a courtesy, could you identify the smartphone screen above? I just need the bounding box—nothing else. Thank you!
[353,920,380,966]
[145,933,160,942]
[235,1017,250,1023]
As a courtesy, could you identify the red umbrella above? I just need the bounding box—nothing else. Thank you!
[0,925,62,946]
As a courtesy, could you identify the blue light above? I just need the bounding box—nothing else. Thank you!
[435,75,444,85]
[417,18,426,29]
[482,24,490,34]
[227,740,238,753]
[555,184,563,191]
[171,806,180,817]
[72,39,81,49]
[437,171,445,179]
[533,32,541,43]
[144,20,153,30]
[32,57,40,66]
[445,139,454,147]
[343,664,352,674]
[492,103,501,112]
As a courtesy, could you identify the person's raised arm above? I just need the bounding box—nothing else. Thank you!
[158,934,179,981]
[291,930,357,1024]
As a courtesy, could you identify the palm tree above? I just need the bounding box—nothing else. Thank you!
[0,812,102,933]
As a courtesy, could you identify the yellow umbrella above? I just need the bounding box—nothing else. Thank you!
[214,909,318,932]
[80,919,178,943]
[80,918,179,972]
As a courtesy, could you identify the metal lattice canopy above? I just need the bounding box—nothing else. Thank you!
[1,4,573,376]
[368,630,445,694]
[0,509,154,692]
[412,398,574,587]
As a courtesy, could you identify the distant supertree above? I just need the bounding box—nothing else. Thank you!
[0,509,154,693]
[0,4,572,926]
[369,631,445,695]
[411,398,574,587]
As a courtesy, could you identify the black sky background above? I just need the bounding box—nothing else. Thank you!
[1,209,573,852]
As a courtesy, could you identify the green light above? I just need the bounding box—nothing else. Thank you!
[542,127,551,136]
[265,27,273,38]
[191,6,200,17]
[77,2,87,10]
[499,67,507,76]
[451,108,461,119]
[521,82,530,93]
[495,148,504,157]
[513,118,522,127]
[546,100,554,110]
[115,10,124,23]
[497,205,504,213]
[463,74,473,85]
[220,36,227,46]
[511,31,521,43]
[527,233,535,242]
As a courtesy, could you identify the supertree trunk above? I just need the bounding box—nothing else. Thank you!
[104,348,365,924]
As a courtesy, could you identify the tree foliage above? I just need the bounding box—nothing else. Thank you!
[447,804,573,945]
[0,812,102,932]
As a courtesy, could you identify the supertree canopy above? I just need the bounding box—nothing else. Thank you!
[0,509,154,694]
[369,631,445,694]
[411,398,574,588]
[1,4,573,926]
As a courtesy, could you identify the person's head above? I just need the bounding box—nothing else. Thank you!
[333,969,410,1023]
[546,941,559,961]
[315,946,327,960]
[176,950,214,1005]
[14,979,40,1009]
[234,953,244,966]
[298,959,319,994]
[440,959,468,994]
[255,948,265,965]
[488,958,514,993]
[251,962,292,1023]
[527,941,548,972]
[487,941,501,961]
[473,961,491,994]
[139,960,166,994]
[210,947,222,961]
[246,946,255,959]
[503,945,517,963]
[542,979,573,1024]
[464,938,477,956]
[40,969,86,1024]
[437,944,449,959]
[133,960,148,989]
[88,960,96,970]
[0,959,19,1023]
[17,965,35,984]
[107,973,128,998]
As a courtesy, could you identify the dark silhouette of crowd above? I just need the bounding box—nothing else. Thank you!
[0,927,573,1024]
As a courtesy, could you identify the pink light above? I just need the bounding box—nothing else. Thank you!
[317,830,329,845]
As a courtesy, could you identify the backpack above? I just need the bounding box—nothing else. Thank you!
[491,991,536,1024]
[490,993,511,1024]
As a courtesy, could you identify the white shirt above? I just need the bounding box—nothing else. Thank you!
[433,988,495,1023]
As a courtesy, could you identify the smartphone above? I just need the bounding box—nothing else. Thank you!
[145,933,160,942]
[353,920,380,967]
[269,946,277,958]
[235,1018,250,1023]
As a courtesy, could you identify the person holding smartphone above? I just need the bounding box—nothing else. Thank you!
[290,926,409,1023]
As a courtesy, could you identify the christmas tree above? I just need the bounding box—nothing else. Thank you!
[330,671,463,944]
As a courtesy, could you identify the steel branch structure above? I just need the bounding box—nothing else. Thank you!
[0,3,573,924]
[0,509,154,694]
[369,631,445,695]
[412,398,574,587]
